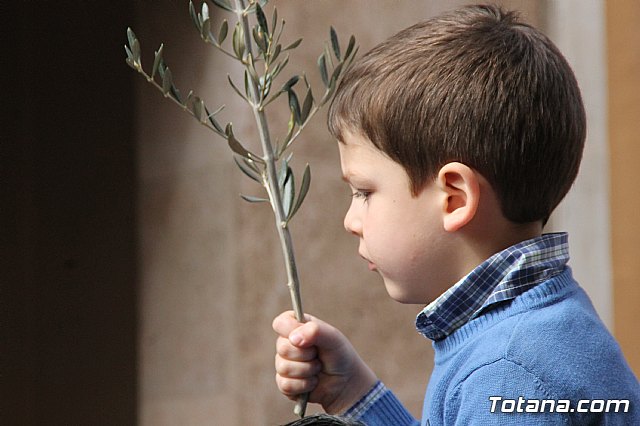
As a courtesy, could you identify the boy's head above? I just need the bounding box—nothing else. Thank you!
[281,414,365,426]
[329,4,586,224]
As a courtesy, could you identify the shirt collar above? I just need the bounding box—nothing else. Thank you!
[416,233,570,341]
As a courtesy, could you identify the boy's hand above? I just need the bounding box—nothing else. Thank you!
[273,311,378,414]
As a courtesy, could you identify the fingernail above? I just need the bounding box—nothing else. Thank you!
[290,332,303,346]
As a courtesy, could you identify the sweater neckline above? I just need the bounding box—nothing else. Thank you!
[431,269,577,360]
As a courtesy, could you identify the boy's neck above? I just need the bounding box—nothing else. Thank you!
[452,221,543,288]
[458,178,544,274]
[489,221,544,254]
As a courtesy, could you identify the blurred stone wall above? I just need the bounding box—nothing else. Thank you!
[134,2,551,425]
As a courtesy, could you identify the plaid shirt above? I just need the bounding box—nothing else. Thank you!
[415,233,569,341]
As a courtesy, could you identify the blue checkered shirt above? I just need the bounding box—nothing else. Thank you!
[415,233,569,341]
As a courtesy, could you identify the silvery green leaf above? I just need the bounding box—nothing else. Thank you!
[256,3,269,35]
[206,114,224,134]
[277,111,296,157]
[244,69,249,93]
[127,27,137,50]
[260,74,272,98]
[275,18,286,46]
[189,1,201,31]
[202,2,210,20]
[162,67,173,95]
[346,45,359,68]
[232,22,245,59]
[282,75,299,92]
[202,18,213,43]
[193,97,205,122]
[329,61,344,88]
[282,167,295,217]
[270,43,282,64]
[218,20,229,43]
[330,26,340,60]
[284,38,302,51]
[271,8,278,37]
[288,89,301,126]
[321,82,337,105]
[344,35,356,60]
[171,86,183,103]
[125,57,136,70]
[247,57,261,98]
[244,70,252,100]
[289,163,311,220]
[234,156,262,183]
[324,44,334,69]
[301,88,313,124]
[204,105,225,134]
[228,74,249,102]
[157,60,166,77]
[124,45,133,60]
[240,194,269,203]
[278,157,289,191]
[132,39,141,66]
[318,53,328,87]
[151,44,164,79]
[226,123,263,163]
[212,0,234,12]
[253,27,267,54]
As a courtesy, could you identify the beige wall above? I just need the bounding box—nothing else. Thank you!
[544,0,613,326]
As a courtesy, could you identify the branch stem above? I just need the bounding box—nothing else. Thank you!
[235,0,308,416]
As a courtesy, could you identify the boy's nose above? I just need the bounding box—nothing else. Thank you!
[344,205,363,236]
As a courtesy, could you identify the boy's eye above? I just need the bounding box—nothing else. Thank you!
[352,190,371,200]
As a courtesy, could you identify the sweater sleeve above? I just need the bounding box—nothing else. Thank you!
[343,381,420,426]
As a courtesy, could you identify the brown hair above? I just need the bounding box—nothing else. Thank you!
[328,4,586,223]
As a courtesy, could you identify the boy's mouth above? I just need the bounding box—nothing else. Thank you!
[360,253,377,271]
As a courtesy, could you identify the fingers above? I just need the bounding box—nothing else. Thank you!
[276,336,317,361]
[275,373,318,398]
[275,354,322,378]
[273,311,347,353]
[274,312,323,400]
[275,334,322,399]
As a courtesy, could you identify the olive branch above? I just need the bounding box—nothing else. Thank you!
[124,0,358,417]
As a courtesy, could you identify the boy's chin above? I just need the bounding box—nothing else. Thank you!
[383,279,431,305]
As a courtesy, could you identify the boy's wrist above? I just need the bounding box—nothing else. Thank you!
[324,365,378,414]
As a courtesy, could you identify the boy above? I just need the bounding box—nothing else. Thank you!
[273,5,639,425]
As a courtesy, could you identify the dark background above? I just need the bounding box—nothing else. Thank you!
[3,2,138,424]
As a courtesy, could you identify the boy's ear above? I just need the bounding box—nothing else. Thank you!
[436,162,480,232]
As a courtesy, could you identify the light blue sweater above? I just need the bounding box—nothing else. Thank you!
[351,269,640,425]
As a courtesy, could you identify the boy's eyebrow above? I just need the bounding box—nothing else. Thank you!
[341,171,356,183]
[341,171,369,185]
